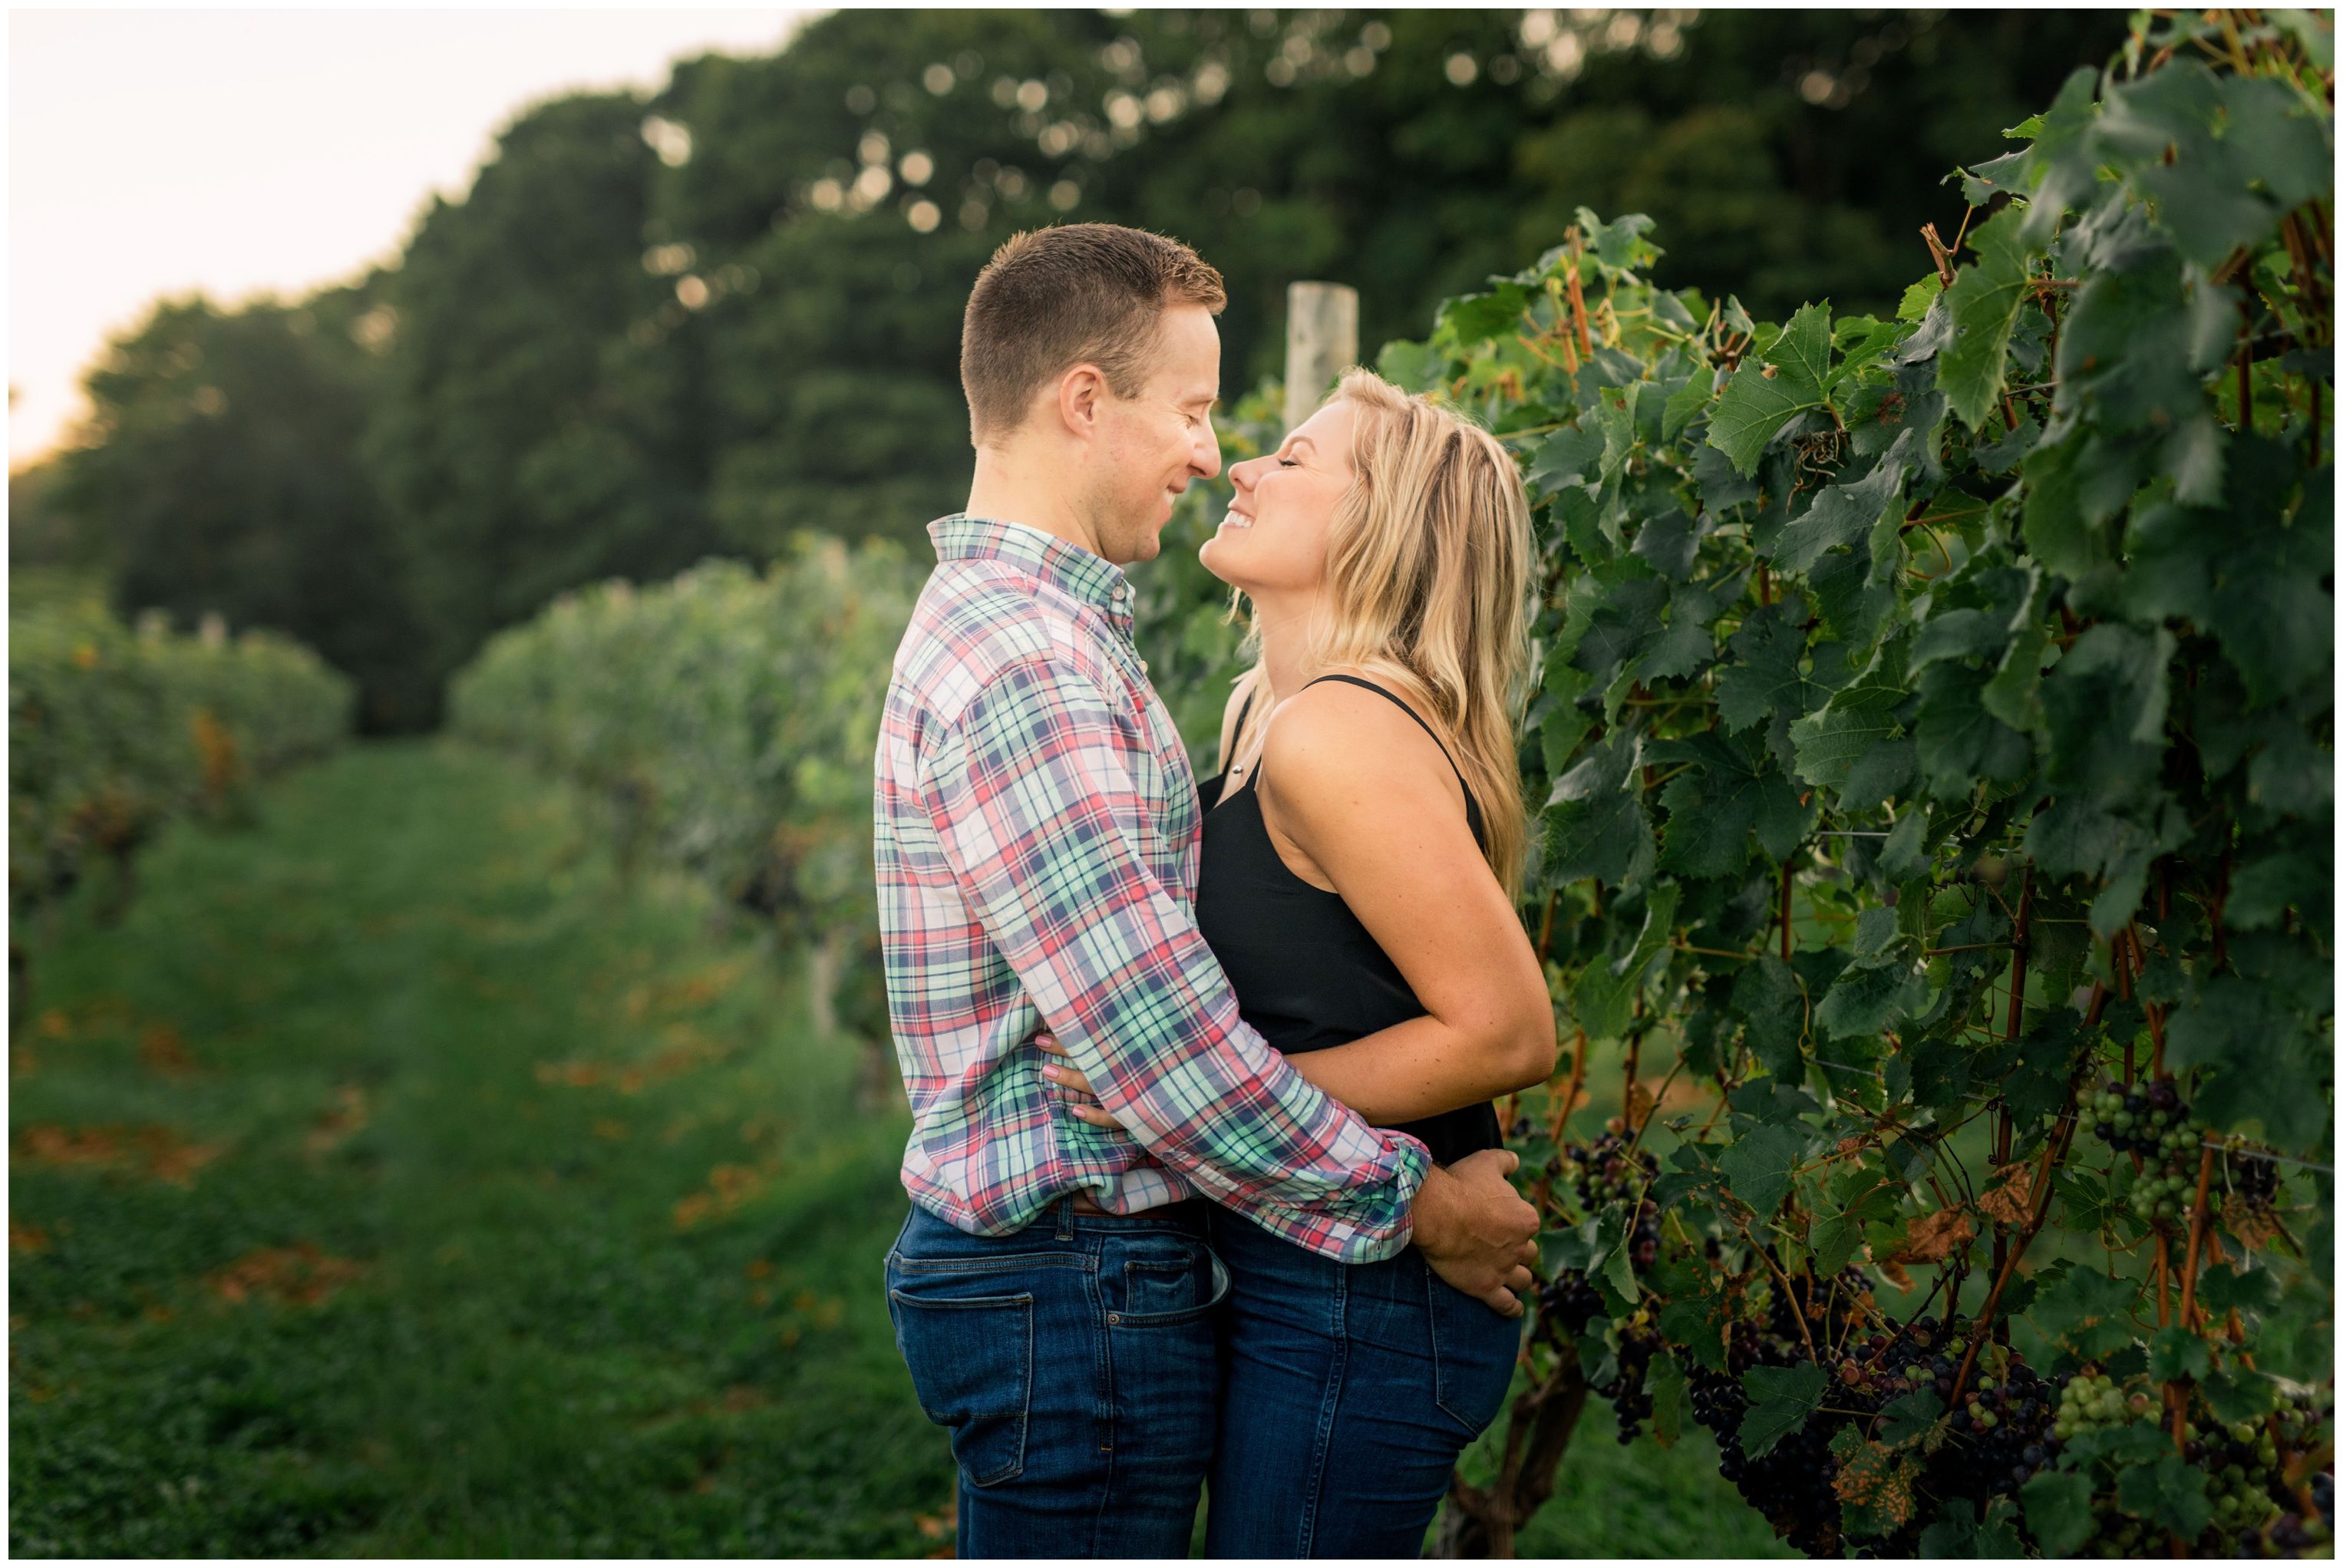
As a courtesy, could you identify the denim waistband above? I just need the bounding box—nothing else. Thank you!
[1043,1193,1209,1235]
[900,1194,1209,1249]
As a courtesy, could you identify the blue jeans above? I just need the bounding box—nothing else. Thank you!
[1202,1208,1523,1557]
[884,1198,1227,1558]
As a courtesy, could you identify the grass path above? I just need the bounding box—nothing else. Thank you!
[10,740,1786,1557]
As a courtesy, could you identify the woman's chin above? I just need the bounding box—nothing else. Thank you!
[1196,533,1240,585]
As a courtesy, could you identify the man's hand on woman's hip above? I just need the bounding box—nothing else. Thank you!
[1410,1150,1540,1317]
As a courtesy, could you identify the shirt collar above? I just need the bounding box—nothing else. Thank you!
[929,513,1135,636]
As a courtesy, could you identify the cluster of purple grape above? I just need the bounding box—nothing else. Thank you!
[1565,1131,1663,1266]
[1689,1351,1848,1558]
[2228,1146,2282,1206]
[1599,1315,1665,1443]
[1530,1134,1664,1345]
[1927,1346,2059,1500]
[1534,1271,1606,1339]
[2249,1458,2334,1558]
[1674,1296,2097,1558]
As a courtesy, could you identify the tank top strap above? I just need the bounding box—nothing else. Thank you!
[1229,685,1259,751]
[1297,674,1485,846]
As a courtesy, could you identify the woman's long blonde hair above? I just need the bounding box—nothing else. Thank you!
[1233,368,1536,898]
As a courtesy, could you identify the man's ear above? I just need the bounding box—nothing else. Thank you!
[1055,362,1108,441]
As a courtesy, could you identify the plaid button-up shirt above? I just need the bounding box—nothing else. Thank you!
[873,515,1430,1261]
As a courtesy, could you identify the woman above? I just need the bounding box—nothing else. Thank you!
[1041,368,1556,1556]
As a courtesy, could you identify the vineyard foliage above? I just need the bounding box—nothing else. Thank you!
[438,15,2329,1556]
[10,576,354,948]
[449,537,919,1041]
[1225,21,2329,1559]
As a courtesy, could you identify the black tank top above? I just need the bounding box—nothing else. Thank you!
[1194,675,1503,1167]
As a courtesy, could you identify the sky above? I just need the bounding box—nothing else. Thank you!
[8,8,816,469]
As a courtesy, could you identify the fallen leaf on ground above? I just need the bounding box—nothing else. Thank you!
[206,1244,364,1306]
[138,1024,195,1077]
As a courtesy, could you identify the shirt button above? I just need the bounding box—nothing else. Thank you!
[1140,659,1150,675]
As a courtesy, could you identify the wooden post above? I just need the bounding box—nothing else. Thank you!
[1283,281,1358,435]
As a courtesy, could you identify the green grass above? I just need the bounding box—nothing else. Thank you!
[12,740,1787,1556]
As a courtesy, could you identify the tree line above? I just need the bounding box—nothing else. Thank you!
[442,10,2332,1551]
[12,8,2126,731]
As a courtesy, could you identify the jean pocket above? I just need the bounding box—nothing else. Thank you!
[1424,1260,1523,1438]
[887,1286,1035,1487]
[1110,1240,1230,1327]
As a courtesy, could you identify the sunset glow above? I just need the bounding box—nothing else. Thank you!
[9,8,812,469]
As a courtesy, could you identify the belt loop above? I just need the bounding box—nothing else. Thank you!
[1054,1195,1076,1242]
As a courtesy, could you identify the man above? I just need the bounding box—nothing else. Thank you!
[873,223,1539,1557]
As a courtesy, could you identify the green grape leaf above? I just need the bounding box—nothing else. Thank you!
[2147,1324,2213,1383]
[1528,424,1605,491]
[1790,678,1912,810]
[1916,1497,1979,1557]
[1936,210,2041,431]
[1815,956,1922,1042]
[1543,730,1656,890]
[1914,658,2031,801]
[2029,1266,2140,1358]
[1708,302,1833,477]
[2116,1454,2213,1539]
[2060,1422,2176,1471]
[1731,955,1807,1081]
[1655,732,1815,878]
[1737,1362,1826,1461]
[2193,1264,2280,1318]
[1714,602,1840,769]
[1662,371,1714,444]
[1570,881,1682,1041]
[1649,1352,1688,1449]
[1719,1122,1806,1220]
[2200,1366,2279,1424]
[1879,1388,1945,1448]
[2021,1469,2097,1559]
[1813,1170,1902,1275]
[1772,427,1920,575]
[1659,1295,1728,1373]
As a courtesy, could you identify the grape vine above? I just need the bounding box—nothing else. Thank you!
[1149,13,2338,1558]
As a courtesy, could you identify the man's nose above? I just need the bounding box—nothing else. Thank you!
[1190,422,1223,480]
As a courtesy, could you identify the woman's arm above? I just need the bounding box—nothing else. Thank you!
[1245,679,1556,1123]
[1043,676,1556,1128]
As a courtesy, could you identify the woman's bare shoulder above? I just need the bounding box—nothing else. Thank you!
[1259,671,1459,814]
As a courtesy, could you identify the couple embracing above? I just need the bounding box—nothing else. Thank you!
[874,222,1556,1558]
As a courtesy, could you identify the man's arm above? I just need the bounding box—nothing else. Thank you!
[922,653,1429,1263]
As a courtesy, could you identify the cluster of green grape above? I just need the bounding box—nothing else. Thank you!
[2077,1078,2218,1227]
[2081,1078,2203,1160]
[2208,1416,2289,1536]
[2054,1369,2158,1439]
[2130,1167,2202,1226]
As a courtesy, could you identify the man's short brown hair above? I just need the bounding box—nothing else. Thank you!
[960,223,1226,445]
